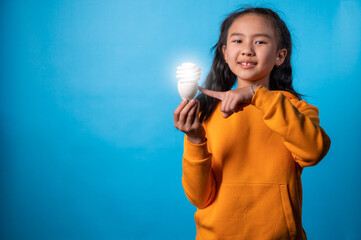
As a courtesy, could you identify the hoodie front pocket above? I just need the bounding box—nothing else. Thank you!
[280,184,297,238]
[196,182,297,239]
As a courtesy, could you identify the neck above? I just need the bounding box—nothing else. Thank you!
[236,76,270,89]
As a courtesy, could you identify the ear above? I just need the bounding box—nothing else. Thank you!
[275,48,287,67]
[222,45,228,63]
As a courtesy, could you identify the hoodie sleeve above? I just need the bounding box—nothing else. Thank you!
[182,137,216,209]
[251,86,331,167]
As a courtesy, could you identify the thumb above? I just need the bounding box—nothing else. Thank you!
[198,86,224,100]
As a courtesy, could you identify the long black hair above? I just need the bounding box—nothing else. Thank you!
[197,7,302,123]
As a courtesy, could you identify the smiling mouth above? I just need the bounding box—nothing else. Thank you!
[239,62,257,68]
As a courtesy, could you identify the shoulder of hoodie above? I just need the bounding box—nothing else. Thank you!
[273,90,319,114]
[274,90,298,100]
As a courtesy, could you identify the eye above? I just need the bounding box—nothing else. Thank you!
[255,41,266,44]
[233,40,242,43]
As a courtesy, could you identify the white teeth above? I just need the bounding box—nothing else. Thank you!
[241,63,255,66]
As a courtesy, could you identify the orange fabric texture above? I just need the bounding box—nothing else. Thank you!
[182,86,331,239]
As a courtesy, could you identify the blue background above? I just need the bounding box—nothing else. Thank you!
[1,0,360,239]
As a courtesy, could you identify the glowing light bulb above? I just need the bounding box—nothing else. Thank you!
[176,62,201,100]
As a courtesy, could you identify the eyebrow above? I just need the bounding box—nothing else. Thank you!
[230,33,272,39]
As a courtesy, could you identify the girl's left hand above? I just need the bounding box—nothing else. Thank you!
[199,86,256,118]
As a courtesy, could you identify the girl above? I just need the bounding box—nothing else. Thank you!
[173,7,330,240]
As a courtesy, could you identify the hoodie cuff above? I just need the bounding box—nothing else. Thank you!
[184,137,210,160]
[250,85,272,107]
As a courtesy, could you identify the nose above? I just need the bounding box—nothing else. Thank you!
[241,43,255,56]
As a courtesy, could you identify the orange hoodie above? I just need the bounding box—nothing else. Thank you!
[182,86,330,240]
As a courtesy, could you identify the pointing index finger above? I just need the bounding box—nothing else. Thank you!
[198,86,224,100]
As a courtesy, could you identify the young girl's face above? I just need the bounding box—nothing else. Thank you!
[222,14,287,87]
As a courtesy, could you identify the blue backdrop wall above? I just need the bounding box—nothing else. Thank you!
[1,0,360,239]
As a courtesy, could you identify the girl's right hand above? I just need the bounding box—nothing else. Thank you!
[198,86,256,118]
[174,99,206,144]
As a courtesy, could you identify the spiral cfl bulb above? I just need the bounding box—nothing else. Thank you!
[176,62,201,100]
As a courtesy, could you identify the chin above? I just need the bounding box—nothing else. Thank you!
[237,76,260,82]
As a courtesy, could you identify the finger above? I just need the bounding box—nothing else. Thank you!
[198,86,224,100]
[178,100,196,125]
[192,100,201,126]
[221,93,231,113]
[235,102,246,112]
[236,102,249,111]
[174,100,188,123]
[186,102,197,125]
[229,96,240,113]
[234,104,242,112]
[220,93,226,112]
[220,96,234,118]
[222,112,233,118]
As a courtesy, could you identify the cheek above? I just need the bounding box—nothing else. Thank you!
[226,48,239,61]
[260,50,277,65]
